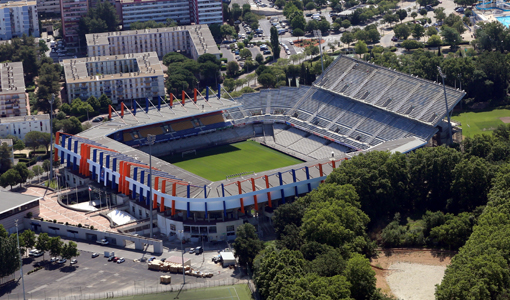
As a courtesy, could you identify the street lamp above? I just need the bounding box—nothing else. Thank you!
[313,30,324,79]
[437,66,453,145]
[147,134,156,239]
[179,230,186,285]
[15,220,26,300]
[49,95,55,185]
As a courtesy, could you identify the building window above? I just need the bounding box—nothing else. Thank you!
[170,224,176,231]
[226,225,234,232]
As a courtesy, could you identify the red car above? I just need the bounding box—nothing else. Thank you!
[112,257,119,262]
[391,36,398,42]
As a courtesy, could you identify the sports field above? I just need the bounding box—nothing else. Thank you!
[452,109,510,138]
[160,140,303,181]
[113,284,252,300]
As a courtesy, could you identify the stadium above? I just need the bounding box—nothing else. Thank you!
[54,55,465,242]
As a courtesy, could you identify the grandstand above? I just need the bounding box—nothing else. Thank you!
[53,55,465,242]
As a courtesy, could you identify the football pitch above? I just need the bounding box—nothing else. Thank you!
[112,284,253,300]
[160,140,303,181]
[452,109,510,138]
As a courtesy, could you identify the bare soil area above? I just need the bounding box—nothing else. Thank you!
[500,117,510,123]
[371,249,455,299]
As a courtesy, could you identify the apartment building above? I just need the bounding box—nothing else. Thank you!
[63,52,165,104]
[60,0,88,47]
[0,1,39,40]
[0,115,50,139]
[193,0,222,24]
[37,0,60,14]
[86,25,220,59]
[0,62,27,118]
[120,0,191,29]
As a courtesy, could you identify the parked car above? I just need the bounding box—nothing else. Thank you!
[391,36,398,42]
[50,257,57,263]
[70,259,78,265]
[195,246,203,254]
[189,248,195,254]
[92,116,104,122]
[212,255,221,263]
[263,50,272,55]
[108,256,116,262]
[29,250,43,257]
[96,239,109,245]
[58,53,66,57]
[148,256,156,262]
[112,257,120,262]
[117,258,125,264]
[92,253,99,258]
[289,41,294,45]
[57,258,67,264]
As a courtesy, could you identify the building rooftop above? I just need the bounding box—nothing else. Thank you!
[85,25,220,57]
[0,62,25,95]
[0,139,12,146]
[0,0,37,8]
[0,191,41,215]
[0,114,49,123]
[63,52,163,83]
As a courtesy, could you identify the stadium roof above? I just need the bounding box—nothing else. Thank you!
[0,191,41,215]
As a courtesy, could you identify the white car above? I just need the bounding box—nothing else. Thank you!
[70,259,78,264]
[92,253,99,258]
[57,258,67,264]
[189,248,195,254]
[29,250,43,257]
[117,258,125,264]
[50,257,57,262]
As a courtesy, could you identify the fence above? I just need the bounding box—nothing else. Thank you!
[3,278,249,300]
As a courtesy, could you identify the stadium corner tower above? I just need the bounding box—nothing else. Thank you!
[55,55,465,242]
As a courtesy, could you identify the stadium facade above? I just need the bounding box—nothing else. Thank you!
[54,56,465,242]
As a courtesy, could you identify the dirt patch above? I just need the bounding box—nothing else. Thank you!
[371,249,455,299]
[293,38,325,48]
[500,117,510,123]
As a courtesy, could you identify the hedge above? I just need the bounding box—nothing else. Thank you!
[14,153,27,159]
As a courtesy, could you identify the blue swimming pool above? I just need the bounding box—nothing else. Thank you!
[497,15,510,27]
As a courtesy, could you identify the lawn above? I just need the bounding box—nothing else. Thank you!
[451,109,510,138]
[160,140,303,181]
[112,284,253,300]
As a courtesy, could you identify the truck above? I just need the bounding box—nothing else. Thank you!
[96,239,109,245]
[50,41,55,48]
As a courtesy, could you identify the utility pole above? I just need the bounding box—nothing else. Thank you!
[313,30,324,79]
[180,230,186,284]
[147,134,156,238]
[49,95,54,185]
[15,220,26,300]
[437,66,453,145]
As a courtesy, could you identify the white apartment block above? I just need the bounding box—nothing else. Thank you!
[63,52,166,105]
[0,1,39,40]
[0,114,50,139]
[86,25,220,60]
[194,0,222,24]
[120,0,191,29]
[0,62,27,118]
[37,0,61,14]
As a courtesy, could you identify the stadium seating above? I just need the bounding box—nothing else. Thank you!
[123,132,133,142]
[139,126,164,137]
[171,120,194,131]
[200,114,225,126]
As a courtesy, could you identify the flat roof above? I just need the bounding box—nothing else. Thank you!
[0,114,49,123]
[220,252,235,260]
[0,191,41,215]
[0,62,25,95]
[63,52,163,83]
[0,0,36,8]
[85,25,220,57]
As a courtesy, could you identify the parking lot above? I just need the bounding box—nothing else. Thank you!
[1,242,237,299]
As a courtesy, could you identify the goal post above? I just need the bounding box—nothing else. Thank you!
[182,149,197,158]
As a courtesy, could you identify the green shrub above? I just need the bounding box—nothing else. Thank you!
[78,223,82,228]
[389,47,397,52]
[26,212,33,218]
[14,154,27,159]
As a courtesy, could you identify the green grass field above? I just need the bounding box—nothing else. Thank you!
[160,140,303,181]
[452,109,510,138]
[113,285,253,300]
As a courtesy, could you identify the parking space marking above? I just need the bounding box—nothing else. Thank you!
[29,284,47,293]
[56,273,76,282]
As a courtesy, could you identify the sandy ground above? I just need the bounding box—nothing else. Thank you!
[371,249,454,299]
[500,117,510,124]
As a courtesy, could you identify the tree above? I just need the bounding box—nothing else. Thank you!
[61,241,80,265]
[402,39,423,50]
[258,73,277,88]
[0,226,20,278]
[305,2,316,10]
[318,20,331,34]
[411,11,418,21]
[48,236,63,258]
[36,233,50,260]
[275,0,285,8]
[413,24,425,40]
[20,230,36,254]
[394,23,412,39]
[233,223,263,268]
[86,96,100,111]
[434,7,446,23]
[163,52,188,66]
[341,32,354,46]
[32,165,43,181]
[54,116,83,135]
[14,163,29,186]
[240,48,252,60]
[36,63,62,113]
[98,94,112,112]
[42,159,51,176]
[355,41,368,57]
[273,201,306,238]
[293,28,305,36]
[78,1,119,42]
[426,26,438,37]
[441,26,462,48]
[427,34,442,47]
[270,27,280,60]
[306,20,319,32]
[7,135,25,151]
[345,253,377,300]
[38,39,49,53]
[223,78,236,92]
[220,24,236,40]
[419,8,428,17]
[396,9,408,23]
[291,14,306,31]
[24,131,50,153]
[226,61,239,77]
[341,19,351,29]
[255,53,264,64]
[0,142,13,174]
[0,169,21,189]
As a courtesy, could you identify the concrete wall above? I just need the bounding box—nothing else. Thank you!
[1,206,40,234]
[24,218,164,253]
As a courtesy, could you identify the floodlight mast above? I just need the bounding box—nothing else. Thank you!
[437,66,453,145]
[147,134,156,238]
[313,30,324,79]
